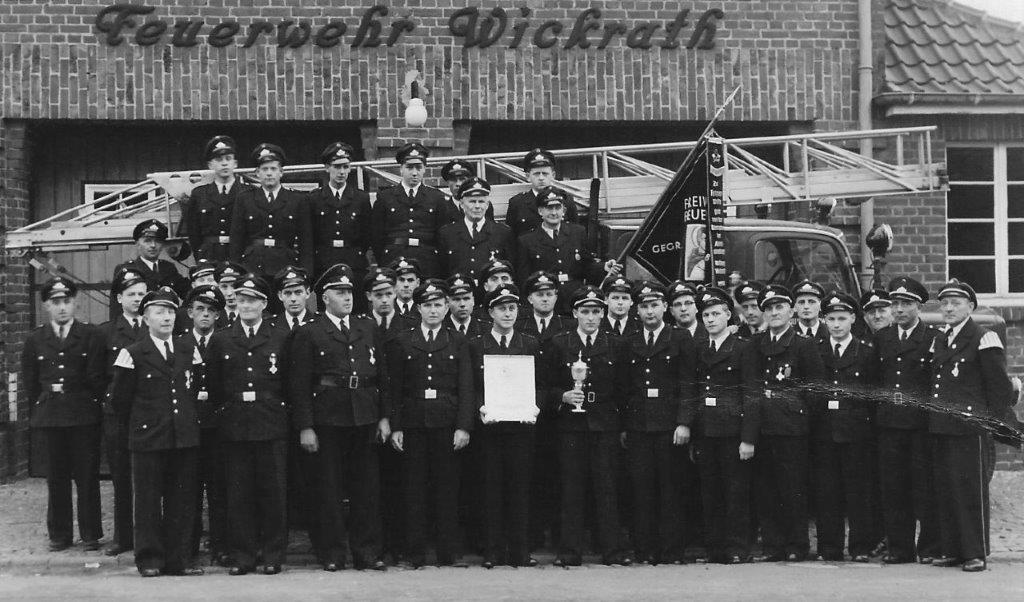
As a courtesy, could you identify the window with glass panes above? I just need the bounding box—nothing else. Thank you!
[946,145,1024,295]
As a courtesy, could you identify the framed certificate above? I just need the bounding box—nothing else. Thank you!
[482,355,538,423]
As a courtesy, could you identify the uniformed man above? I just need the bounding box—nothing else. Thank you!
[184,135,247,262]
[386,279,475,567]
[215,261,246,327]
[515,188,620,315]
[547,286,631,566]
[871,276,940,565]
[309,142,372,312]
[470,284,542,568]
[205,275,291,575]
[289,264,388,572]
[446,273,488,337]
[98,270,150,556]
[274,266,314,332]
[751,284,825,562]
[23,277,105,552]
[365,267,402,338]
[692,287,759,564]
[811,292,877,562]
[110,219,189,318]
[390,257,422,327]
[178,285,229,566]
[861,289,894,334]
[928,280,1013,572]
[517,271,574,343]
[229,143,314,283]
[371,143,449,278]
[472,259,516,322]
[667,281,707,342]
[438,177,516,280]
[791,279,827,345]
[109,287,204,577]
[505,149,580,237]
[733,281,766,340]
[623,281,697,565]
[174,259,220,335]
[440,159,495,223]
[602,276,640,337]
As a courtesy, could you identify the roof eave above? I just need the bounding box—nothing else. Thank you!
[874,92,1024,116]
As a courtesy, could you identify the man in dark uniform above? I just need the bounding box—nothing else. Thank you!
[173,260,219,335]
[623,281,697,565]
[390,257,422,328]
[471,259,516,323]
[289,264,389,572]
[872,276,940,565]
[693,287,759,564]
[98,269,150,556]
[215,261,246,328]
[861,289,894,335]
[667,281,707,343]
[811,292,878,562]
[109,287,204,577]
[386,279,475,567]
[547,286,631,566]
[177,285,229,566]
[229,143,314,282]
[309,142,372,312]
[751,284,825,562]
[438,177,516,280]
[929,280,1013,572]
[792,280,828,345]
[184,135,247,262]
[516,188,620,315]
[470,284,542,568]
[602,276,641,337]
[205,275,291,575]
[110,219,189,318]
[440,159,496,223]
[733,281,766,340]
[23,277,105,552]
[371,143,449,278]
[446,273,488,337]
[505,149,580,237]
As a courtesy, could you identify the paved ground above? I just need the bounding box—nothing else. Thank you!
[0,473,1021,598]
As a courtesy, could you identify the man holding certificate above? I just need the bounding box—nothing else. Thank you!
[469,284,542,568]
[547,286,632,567]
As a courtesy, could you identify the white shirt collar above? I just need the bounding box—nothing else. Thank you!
[770,325,791,341]
[122,313,140,325]
[421,324,441,340]
[241,319,262,335]
[490,328,514,345]
[193,329,211,344]
[898,319,920,339]
[325,312,349,331]
[687,322,698,337]
[535,312,552,330]
[542,222,560,238]
[709,329,731,348]
[216,176,236,191]
[464,216,483,234]
[287,310,307,327]
[450,315,471,329]
[151,334,173,357]
[373,310,391,327]
[329,183,346,198]
[643,321,666,342]
[263,185,282,199]
[830,333,854,356]
[577,328,598,345]
[403,183,420,197]
[52,320,72,337]
[802,320,821,336]
[947,319,969,341]
[140,258,156,271]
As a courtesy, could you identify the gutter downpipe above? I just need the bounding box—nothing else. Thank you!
[858,0,875,292]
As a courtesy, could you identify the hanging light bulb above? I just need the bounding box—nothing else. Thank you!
[405,80,427,128]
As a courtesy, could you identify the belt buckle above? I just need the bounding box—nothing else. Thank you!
[765,389,773,399]
[705,397,717,407]
[218,235,230,244]
[333,240,345,248]
[557,273,569,283]
[586,391,595,403]
[264,237,276,247]
[348,375,359,389]
[409,237,420,247]
[893,392,904,404]
[424,388,437,399]
[242,391,256,402]
[50,383,64,393]
[828,399,840,410]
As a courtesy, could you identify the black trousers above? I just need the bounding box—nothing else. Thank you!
[403,428,461,564]
[695,436,752,560]
[480,423,535,565]
[316,424,382,566]
[103,414,133,549]
[756,435,809,557]
[811,438,876,557]
[932,433,991,560]
[132,447,198,573]
[380,442,405,560]
[192,428,228,556]
[627,431,684,562]
[41,425,102,545]
[877,428,940,560]
[223,438,288,569]
[529,410,560,549]
[459,432,485,554]
[558,431,623,561]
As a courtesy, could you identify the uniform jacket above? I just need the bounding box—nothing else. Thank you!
[445,315,489,339]
[23,321,105,428]
[370,184,448,268]
[99,315,147,414]
[871,322,937,430]
[602,314,643,339]
[109,335,202,452]
[184,179,249,261]
[438,219,517,280]
[752,328,826,437]
[516,313,575,346]
[505,190,580,238]
[229,185,314,275]
[179,330,219,429]
[797,321,829,347]
[205,320,292,442]
[624,325,698,432]
[545,330,629,433]
[307,184,372,276]
[928,318,1014,436]
[384,327,475,432]
[813,337,877,443]
[468,331,542,429]
[289,314,385,430]
[109,258,189,318]
[516,223,604,302]
[695,333,760,442]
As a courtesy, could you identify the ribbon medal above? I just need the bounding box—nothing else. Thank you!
[269,353,278,375]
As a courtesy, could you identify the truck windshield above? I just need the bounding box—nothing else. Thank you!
[746,236,853,293]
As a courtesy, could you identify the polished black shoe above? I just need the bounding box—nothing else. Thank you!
[932,557,962,568]
[181,567,205,576]
[397,560,422,570]
[261,564,282,575]
[481,560,495,569]
[228,566,249,576]
[882,554,913,564]
[48,540,71,552]
[553,556,581,568]
[323,562,340,572]
[139,568,161,578]
[756,553,785,562]
[524,557,539,568]
[918,556,934,565]
[962,558,986,572]
[786,553,804,562]
[367,560,387,571]
[82,540,101,552]
[726,555,747,565]
[104,543,130,556]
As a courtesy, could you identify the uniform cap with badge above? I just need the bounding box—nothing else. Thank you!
[633,281,667,304]
[364,267,397,292]
[233,275,271,300]
[441,159,474,181]
[696,286,733,312]
[860,288,891,311]
[446,273,475,297]
[480,258,514,281]
[486,284,521,308]
[524,270,558,295]
[602,276,633,295]
[396,142,429,166]
[188,260,218,282]
[132,219,169,241]
[536,187,568,209]
[388,257,422,278]
[572,285,607,309]
[667,280,698,303]
[251,143,286,166]
[936,278,978,307]
[758,284,794,310]
[320,142,354,166]
[215,261,246,284]
[887,276,928,304]
[113,268,150,295]
[791,279,825,300]
[413,279,449,304]
[523,148,556,171]
[40,277,78,301]
[140,286,181,311]
[315,264,355,295]
[204,135,237,161]
[456,176,491,199]
[184,284,226,312]
[822,291,858,314]
[273,265,310,291]
[733,280,765,304]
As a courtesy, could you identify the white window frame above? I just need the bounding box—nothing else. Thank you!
[83,183,160,215]
[947,143,1024,304]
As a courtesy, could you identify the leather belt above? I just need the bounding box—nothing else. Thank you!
[252,238,291,248]
[319,374,376,389]
[390,237,434,248]
[203,235,231,244]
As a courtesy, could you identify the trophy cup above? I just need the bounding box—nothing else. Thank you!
[570,352,589,413]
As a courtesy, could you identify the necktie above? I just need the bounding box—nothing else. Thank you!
[247,327,254,340]
[402,303,409,315]
[382,316,389,330]
[427,329,435,344]
[340,319,349,335]
[164,341,173,364]
[198,335,207,353]
[134,318,142,333]
[834,343,841,360]
[266,191,274,204]
[709,339,716,353]
[459,323,467,335]
[57,324,66,342]
[614,319,622,335]
[585,334,593,350]
[803,327,810,338]
[222,185,228,195]
[500,334,508,350]
[289,318,296,331]
[900,329,908,342]
[647,331,655,348]
[407,187,415,200]
[539,318,547,333]
[552,228,559,240]
[471,222,479,240]
[335,190,341,202]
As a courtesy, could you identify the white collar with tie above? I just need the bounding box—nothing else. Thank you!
[325,312,350,331]
[709,330,730,350]
[898,320,920,341]
[451,316,471,333]
[241,319,262,336]
[329,183,346,198]
[464,216,483,236]
[193,329,212,346]
[830,334,853,357]
[421,324,441,341]
[263,185,282,201]
[686,322,698,337]
[577,329,598,346]
[373,311,391,329]
[123,313,142,329]
[490,329,513,346]
[402,183,420,198]
[769,326,791,343]
[946,319,968,344]
[802,320,821,337]
[398,300,414,314]
[216,177,235,194]
[151,334,173,359]
[608,315,628,334]
[535,312,553,332]
[643,322,665,344]
[286,310,307,329]
[52,320,73,339]
[140,257,157,272]
[542,223,560,239]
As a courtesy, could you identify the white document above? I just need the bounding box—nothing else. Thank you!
[482,355,537,424]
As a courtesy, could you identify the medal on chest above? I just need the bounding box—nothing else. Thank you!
[951,362,959,378]
[775,364,791,381]
[269,353,278,375]
[368,347,376,365]
[185,370,192,389]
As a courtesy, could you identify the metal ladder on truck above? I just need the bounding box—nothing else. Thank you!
[3,126,946,303]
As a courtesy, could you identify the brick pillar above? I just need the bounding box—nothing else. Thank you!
[0,119,32,481]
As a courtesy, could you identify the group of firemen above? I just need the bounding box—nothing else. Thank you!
[22,136,1014,577]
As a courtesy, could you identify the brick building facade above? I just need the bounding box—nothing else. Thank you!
[0,0,1021,477]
